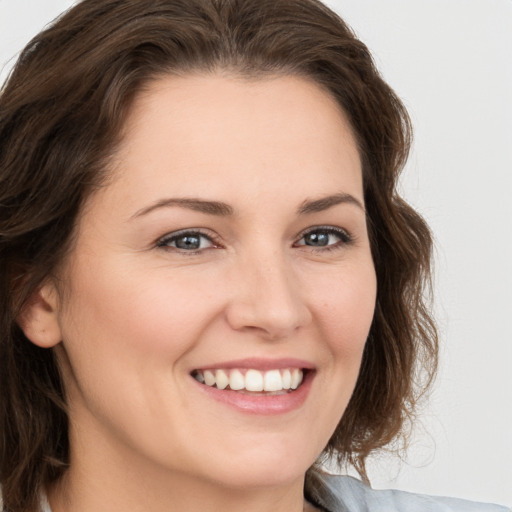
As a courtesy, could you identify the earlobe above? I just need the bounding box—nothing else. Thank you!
[17,283,62,348]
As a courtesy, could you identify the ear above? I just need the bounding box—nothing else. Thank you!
[17,282,62,348]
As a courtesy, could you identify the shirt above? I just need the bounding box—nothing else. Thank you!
[307,473,510,512]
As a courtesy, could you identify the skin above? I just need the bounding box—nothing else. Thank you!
[21,73,377,512]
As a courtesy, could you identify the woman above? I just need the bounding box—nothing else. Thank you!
[0,1,508,511]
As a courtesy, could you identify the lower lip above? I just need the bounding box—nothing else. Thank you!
[192,371,314,415]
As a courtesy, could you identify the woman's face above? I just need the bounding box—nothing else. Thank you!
[48,74,376,489]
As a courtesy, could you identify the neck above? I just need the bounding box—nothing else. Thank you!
[48,447,312,512]
[49,473,310,512]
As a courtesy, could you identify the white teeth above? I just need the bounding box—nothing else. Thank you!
[282,369,292,390]
[229,369,245,391]
[215,369,229,390]
[245,369,264,391]
[193,368,305,393]
[263,370,283,392]
[204,370,215,386]
[291,368,303,389]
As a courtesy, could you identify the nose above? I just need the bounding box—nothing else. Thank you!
[225,252,312,340]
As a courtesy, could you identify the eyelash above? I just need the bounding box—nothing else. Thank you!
[295,226,353,252]
[156,229,219,254]
[156,226,353,255]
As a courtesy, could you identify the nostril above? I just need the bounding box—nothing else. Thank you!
[225,300,312,340]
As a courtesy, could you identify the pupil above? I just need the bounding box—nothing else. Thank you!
[176,235,200,250]
[305,232,328,246]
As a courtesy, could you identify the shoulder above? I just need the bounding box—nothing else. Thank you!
[308,473,510,512]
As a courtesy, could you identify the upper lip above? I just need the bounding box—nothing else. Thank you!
[191,357,315,372]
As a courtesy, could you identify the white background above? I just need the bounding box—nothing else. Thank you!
[1,0,511,506]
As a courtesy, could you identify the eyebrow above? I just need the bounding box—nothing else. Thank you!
[130,197,234,220]
[297,193,365,214]
[130,191,364,220]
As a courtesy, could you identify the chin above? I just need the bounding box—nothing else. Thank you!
[190,437,319,490]
[205,462,309,490]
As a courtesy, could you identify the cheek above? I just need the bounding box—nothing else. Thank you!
[55,265,224,436]
[60,264,221,359]
[312,262,377,358]
[297,262,376,446]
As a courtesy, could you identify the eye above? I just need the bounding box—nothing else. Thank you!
[156,230,216,252]
[295,226,352,250]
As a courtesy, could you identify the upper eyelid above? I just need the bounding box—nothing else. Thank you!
[295,225,352,240]
[156,228,219,246]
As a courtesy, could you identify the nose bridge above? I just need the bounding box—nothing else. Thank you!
[226,245,312,339]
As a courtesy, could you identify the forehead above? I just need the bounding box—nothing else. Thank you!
[99,73,363,215]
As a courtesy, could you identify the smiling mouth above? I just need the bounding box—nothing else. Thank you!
[191,368,305,394]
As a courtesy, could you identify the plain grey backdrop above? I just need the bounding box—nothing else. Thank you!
[1,0,511,506]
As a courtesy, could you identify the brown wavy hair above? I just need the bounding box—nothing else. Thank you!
[0,0,437,510]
